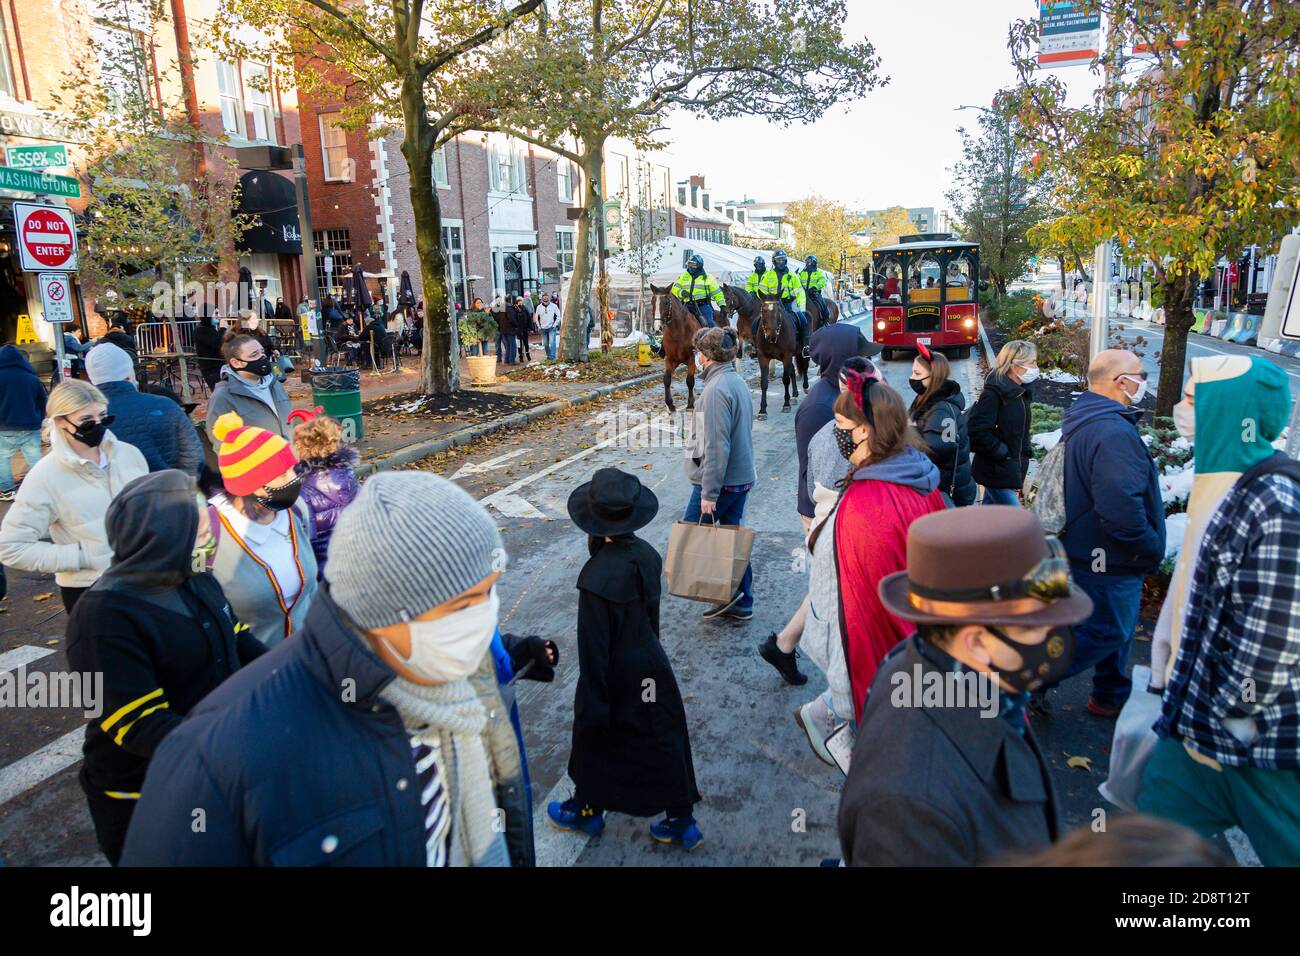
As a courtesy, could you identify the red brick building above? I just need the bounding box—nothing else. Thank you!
[0,0,305,345]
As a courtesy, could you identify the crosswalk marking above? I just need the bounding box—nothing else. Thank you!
[0,645,56,673]
[0,727,83,806]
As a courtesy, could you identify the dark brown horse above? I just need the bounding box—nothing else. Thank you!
[723,283,761,350]
[755,293,810,417]
[806,292,840,336]
[650,283,704,413]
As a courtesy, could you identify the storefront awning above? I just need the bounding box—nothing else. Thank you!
[236,171,302,255]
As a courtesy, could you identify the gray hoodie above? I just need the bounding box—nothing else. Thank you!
[684,360,756,500]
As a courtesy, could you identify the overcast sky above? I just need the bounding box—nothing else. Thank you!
[662,0,1099,213]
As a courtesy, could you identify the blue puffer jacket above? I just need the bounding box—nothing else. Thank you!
[120,590,530,866]
[0,345,47,431]
[1059,390,1166,575]
[97,380,203,475]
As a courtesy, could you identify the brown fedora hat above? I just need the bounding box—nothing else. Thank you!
[878,506,1094,627]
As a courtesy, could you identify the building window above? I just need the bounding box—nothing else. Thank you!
[314,228,352,298]
[441,224,466,306]
[433,146,449,188]
[94,19,153,114]
[490,142,528,194]
[702,192,710,211]
[724,208,734,220]
[557,160,575,202]
[0,7,16,98]
[556,228,576,274]
[216,59,244,137]
[244,62,275,143]
[677,185,687,207]
[319,113,351,182]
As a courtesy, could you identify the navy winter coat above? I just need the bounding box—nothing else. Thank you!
[0,345,47,431]
[795,324,870,518]
[1059,390,1166,575]
[968,371,1034,491]
[120,590,532,867]
[97,380,203,476]
[911,379,976,506]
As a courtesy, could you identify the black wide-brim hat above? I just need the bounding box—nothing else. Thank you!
[878,506,1094,627]
[567,467,659,537]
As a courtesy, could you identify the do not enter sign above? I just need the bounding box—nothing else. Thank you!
[14,202,77,272]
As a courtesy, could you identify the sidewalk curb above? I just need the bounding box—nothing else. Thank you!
[356,370,662,478]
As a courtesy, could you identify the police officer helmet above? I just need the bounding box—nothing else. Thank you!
[805,254,818,268]
[753,256,765,270]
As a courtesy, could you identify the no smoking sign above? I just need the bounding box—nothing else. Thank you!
[14,202,78,272]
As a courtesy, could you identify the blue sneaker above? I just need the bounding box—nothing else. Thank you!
[547,798,605,837]
[650,815,703,850]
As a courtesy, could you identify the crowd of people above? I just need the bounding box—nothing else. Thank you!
[0,302,1296,867]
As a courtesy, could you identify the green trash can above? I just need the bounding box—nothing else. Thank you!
[311,367,363,441]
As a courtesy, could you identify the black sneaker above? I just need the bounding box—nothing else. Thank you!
[702,590,744,621]
[758,633,807,685]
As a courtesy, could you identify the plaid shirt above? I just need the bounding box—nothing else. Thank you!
[1155,472,1300,769]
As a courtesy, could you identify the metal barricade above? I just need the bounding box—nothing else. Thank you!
[134,320,198,355]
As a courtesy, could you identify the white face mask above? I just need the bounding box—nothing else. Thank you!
[1017,365,1040,384]
[1173,400,1195,440]
[1118,375,1148,405]
[381,589,499,683]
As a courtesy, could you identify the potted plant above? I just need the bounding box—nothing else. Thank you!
[459,309,498,385]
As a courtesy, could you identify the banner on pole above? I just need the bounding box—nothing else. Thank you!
[1037,2,1101,68]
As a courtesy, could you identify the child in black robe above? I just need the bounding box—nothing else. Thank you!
[548,467,702,849]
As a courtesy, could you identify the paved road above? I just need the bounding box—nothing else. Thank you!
[0,340,1211,866]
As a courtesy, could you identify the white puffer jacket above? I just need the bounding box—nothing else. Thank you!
[0,429,148,587]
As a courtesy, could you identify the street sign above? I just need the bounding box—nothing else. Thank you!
[14,202,78,272]
[5,144,68,170]
[38,272,73,324]
[14,313,38,344]
[0,165,80,198]
[1037,3,1101,68]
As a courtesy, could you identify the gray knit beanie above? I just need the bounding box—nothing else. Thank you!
[325,471,506,629]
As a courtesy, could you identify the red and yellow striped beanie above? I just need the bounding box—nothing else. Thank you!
[212,412,298,497]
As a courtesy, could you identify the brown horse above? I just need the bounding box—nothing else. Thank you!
[755,293,810,417]
[650,283,703,413]
[806,291,840,336]
[723,283,761,350]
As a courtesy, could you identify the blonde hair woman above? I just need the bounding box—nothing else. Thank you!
[968,339,1039,506]
[0,380,148,611]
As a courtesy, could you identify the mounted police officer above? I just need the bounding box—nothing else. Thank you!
[746,256,767,295]
[757,249,809,357]
[671,254,726,327]
[799,254,831,323]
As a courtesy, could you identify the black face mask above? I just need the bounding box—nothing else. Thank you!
[66,415,114,448]
[909,377,928,395]
[833,425,864,461]
[984,625,1075,693]
[253,475,302,512]
[237,357,274,378]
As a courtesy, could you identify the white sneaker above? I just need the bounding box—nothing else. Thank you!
[794,697,836,767]
[0,489,16,503]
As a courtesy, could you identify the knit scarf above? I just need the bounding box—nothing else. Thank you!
[379,676,508,867]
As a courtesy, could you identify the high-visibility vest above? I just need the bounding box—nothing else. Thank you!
[745,269,765,294]
[758,268,806,309]
[671,271,725,309]
[799,268,829,292]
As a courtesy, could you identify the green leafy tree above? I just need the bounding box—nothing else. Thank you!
[946,100,1051,295]
[476,0,886,361]
[211,0,542,397]
[1007,0,1300,415]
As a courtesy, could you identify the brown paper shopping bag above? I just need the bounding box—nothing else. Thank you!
[664,519,756,604]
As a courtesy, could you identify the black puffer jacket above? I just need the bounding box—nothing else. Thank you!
[911,379,976,506]
[967,371,1033,491]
